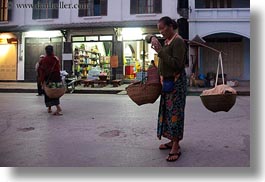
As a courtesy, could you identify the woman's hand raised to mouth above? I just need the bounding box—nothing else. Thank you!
[151,37,162,53]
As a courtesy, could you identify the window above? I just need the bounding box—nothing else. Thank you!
[78,0,107,17]
[100,35,113,41]
[72,37,85,42]
[178,0,188,9]
[212,0,218,8]
[32,0,59,20]
[0,0,10,21]
[130,0,162,14]
[196,0,250,8]
[196,0,233,8]
[86,36,98,41]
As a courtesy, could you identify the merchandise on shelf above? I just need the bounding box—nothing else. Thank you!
[101,56,111,79]
[73,47,101,78]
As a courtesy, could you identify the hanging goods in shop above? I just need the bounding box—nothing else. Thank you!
[110,55,118,68]
[126,65,161,106]
[200,53,237,112]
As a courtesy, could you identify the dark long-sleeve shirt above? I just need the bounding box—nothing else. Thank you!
[158,36,186,78]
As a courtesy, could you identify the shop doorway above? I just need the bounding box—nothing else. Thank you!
[0,44,17,80]
[0,33,18,81]
[24,37,62,81]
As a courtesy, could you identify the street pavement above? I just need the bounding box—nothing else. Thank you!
[0,93,250,167]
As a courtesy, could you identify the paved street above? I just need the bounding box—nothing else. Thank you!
[0,93,250,167]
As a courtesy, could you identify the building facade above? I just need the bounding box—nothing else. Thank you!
[188,0,250,81]
[0,0,181,81]
[0,0,250,83]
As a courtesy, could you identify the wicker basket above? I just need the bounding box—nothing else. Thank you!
[200,53,237,112]
[146,66,160,84]
[200,93,237,112]
[126,82,162,106]
[43,84,66,99]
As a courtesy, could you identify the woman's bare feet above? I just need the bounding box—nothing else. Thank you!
[53,111,63,115]
[47,107,52,113]
[53,105,63,115]
[159,141,173,150]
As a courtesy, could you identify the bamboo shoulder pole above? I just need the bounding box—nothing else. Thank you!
[184,39,228,55]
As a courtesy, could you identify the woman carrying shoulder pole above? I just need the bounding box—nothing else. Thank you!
[151,16,187,162]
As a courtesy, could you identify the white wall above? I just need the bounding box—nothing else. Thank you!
[70,0,122,23]
[3,0,26,26]
[189,2,250,39]
[189,21,250,39]
[7,0,181,27]
[121,0,180,21]
[17,42,24,80]
[23,0,71,25]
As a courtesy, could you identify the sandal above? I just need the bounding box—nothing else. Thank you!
[166,151,181,162]
[47,109,52,113]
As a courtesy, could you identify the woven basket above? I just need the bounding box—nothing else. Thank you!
[126,82,162,106]
[43,84,66,99]
[146,66,160,84]
[200,53,237,112]
[200,94,237,112]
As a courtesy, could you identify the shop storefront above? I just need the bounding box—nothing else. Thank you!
[0,33,18,80]
[15,26,159,82]
[119,27,159,81]
[71,35,113,80]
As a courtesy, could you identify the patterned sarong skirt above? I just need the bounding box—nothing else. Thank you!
[157,71,187,141]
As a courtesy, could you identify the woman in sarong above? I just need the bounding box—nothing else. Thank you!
[38,45,63,115]
[151,16,187,162]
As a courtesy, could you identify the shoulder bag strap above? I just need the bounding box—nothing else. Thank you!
[46,57,58,82]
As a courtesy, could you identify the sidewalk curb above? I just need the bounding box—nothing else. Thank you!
[0,88,250,96]
[0,88,122,94]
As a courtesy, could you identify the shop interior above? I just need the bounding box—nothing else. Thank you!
[120,27,159,81]
[72,28,160,83]
[72,36,113,80]
[123,40,157,80]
